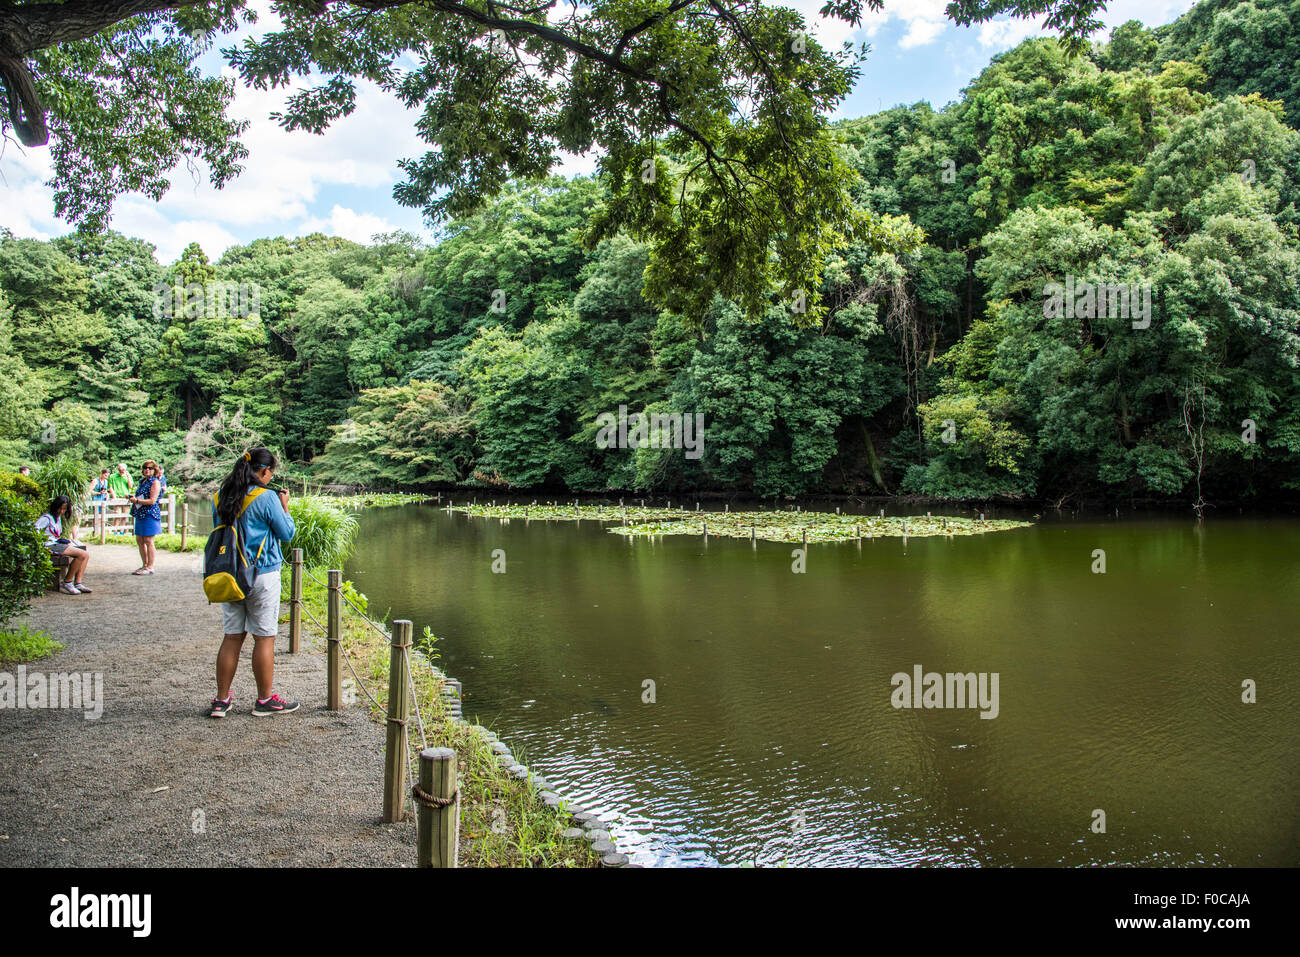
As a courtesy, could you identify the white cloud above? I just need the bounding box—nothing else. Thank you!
[785,0,869,49]
[299,205,395,245]
[555,150,600,178]
[977,17,1047,49]
[900,19,947,49]
[872,0,951,49]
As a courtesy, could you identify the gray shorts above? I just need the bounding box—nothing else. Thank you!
[221,567,281,637]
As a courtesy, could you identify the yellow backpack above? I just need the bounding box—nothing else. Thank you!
[202,488,268,603]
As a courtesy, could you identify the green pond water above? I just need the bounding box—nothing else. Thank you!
[341,503,1299,867]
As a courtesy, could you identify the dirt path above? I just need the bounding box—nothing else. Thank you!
[0,544,416,867]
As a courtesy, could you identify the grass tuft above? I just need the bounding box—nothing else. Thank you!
[0,623,65,665]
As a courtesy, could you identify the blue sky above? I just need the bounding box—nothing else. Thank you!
[0,0,1196,264]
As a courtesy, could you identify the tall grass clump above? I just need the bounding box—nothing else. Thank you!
[287,495,358,570]
[33,451,92,517]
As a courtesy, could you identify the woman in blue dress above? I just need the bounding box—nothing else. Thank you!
[128,459,162,574]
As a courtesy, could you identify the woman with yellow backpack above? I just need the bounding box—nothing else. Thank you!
[206,447,299,719]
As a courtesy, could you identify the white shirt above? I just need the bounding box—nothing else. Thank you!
[35,513,62,543]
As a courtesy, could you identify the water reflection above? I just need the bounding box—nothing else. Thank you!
[339,504,1300,867]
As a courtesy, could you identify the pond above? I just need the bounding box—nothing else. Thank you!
[343,503,1299,867]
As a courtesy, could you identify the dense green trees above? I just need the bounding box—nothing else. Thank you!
[3,1,1299,506]
[3,1,1098,326]
[1153,0,1300,128]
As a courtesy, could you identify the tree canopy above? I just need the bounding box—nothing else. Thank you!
[2,0,1105,321]
[3,1,1298,509]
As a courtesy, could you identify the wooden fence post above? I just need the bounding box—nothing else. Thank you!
[416,747,459,868]
[98,502,106,545]
[289,548,303,654]
[166,494,176,534]
[327,570,342,710]
[180,501,189,550]
[384,619,412,823]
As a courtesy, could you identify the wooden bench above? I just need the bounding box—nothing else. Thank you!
[49,553,72,590]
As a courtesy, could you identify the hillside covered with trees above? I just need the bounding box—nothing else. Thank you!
[3,0,1298,505]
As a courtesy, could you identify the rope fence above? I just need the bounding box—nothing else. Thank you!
[284,547,457,866]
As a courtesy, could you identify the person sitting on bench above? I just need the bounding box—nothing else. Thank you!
[36,495,92,595]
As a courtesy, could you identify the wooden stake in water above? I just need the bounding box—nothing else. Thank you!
[802,527,808,546]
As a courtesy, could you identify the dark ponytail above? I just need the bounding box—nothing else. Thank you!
[216,447,277,526]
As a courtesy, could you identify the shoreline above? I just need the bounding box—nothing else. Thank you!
[4,527,617,868]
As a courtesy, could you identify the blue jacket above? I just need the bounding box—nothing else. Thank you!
[212,485,296,573]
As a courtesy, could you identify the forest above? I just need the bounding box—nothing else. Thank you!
[3,0,1297,506]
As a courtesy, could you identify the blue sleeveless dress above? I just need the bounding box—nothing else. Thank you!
[132,477,163,536]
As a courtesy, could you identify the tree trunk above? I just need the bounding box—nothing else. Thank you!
[860,420,889,493]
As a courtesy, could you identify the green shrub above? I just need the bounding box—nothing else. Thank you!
[0,490,54,627]
[287,495,359,570]
[0,623,64,665]
[0,471,44,504]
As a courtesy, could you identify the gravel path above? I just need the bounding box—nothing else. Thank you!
[0,545,416,867]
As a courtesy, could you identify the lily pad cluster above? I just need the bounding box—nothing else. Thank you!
[332,492,438,510]
[610,511,1031,542]
[447,502,1032,542]
[448,502,684,523]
